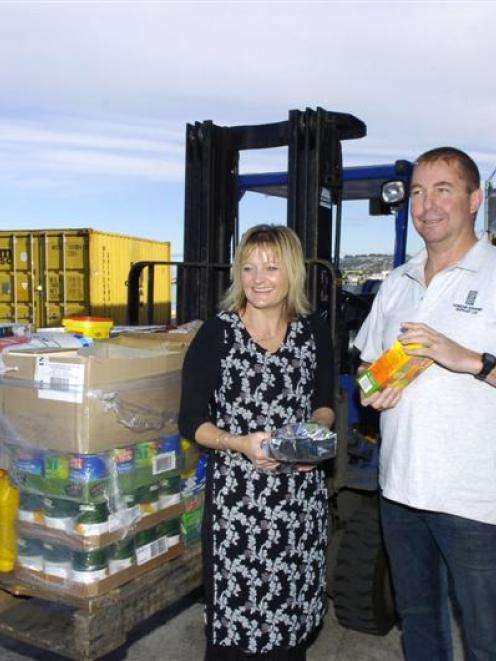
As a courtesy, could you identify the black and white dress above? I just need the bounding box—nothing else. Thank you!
[179,311,334,657]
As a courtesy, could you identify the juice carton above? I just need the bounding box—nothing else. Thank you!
[357,341,432,397]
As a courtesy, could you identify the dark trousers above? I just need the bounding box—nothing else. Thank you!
[380,496,496,661]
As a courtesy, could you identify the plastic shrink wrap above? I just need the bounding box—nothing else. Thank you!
[0,322,202,597]
[263,422,337,468]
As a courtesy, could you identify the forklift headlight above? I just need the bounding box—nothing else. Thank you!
[381,180,406,205]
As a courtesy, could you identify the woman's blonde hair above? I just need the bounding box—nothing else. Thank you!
[220,224,311,318]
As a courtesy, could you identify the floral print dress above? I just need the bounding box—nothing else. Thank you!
[179,311,333,656]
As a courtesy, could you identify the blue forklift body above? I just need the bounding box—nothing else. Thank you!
[238,161,413,268]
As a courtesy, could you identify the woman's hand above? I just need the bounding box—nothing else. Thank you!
[240,431,280,472]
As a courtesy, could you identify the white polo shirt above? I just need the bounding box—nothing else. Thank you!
[354,239,496,524]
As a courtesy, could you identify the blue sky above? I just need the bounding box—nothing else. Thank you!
[1,1,495,259]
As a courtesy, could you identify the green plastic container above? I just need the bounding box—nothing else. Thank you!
[43,497,79,533]
[112,447,136,494]
[72,549,108,583]
[44,452,70,481]
[158,475,181,509]
[181,506,204,546]
[18,491,45,524]
[43,542,72,578]
[135,484,160,515]
[134,527,157,566]
[17,536,44,571]
[74,501,110,537]
[107,538,134,574]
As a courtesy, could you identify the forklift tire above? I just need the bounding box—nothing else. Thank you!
[332,502,396,635]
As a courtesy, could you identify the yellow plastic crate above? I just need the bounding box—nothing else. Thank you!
[62,315,113,340]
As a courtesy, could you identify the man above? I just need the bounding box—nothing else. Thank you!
[354,147,496,661]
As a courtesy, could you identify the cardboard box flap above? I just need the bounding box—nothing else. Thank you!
[1,342,184,388]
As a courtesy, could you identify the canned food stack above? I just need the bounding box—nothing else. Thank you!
[17,517,182,585]
[10,433,185,596]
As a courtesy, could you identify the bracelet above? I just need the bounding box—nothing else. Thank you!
[214,431,230,450]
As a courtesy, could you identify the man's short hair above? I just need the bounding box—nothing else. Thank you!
[415,147,480,192]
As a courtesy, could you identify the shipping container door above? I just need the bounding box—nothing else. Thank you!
[0,231,90,328]
[43,232,90,326]
[0,233,39,326]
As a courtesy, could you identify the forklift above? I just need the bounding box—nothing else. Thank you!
[127,107,413,636]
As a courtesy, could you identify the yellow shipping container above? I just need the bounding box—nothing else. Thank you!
[0,229,171,328]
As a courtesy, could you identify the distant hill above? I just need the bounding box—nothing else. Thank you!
[340,253,411,282]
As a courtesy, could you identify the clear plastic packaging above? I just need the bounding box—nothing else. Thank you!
[263,422,337,464]
[0,323,203,596]
[10,435,185,597]
[0,340,188,454]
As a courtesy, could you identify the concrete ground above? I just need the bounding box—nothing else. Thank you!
[0,594,465,661]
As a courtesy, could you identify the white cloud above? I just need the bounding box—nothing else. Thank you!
[0,1,495,247]
[0,116,185,185]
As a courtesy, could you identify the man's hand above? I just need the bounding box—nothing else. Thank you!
[357,362,403,410]
[360,386,403,411]
[398,322,481,374]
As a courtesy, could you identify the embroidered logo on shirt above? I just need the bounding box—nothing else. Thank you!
[465,290,478,306]
[452,290,482,315]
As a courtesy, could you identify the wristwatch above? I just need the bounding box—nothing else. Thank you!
[474,352,496,381]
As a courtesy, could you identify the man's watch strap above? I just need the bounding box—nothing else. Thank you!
[474,352,496,381]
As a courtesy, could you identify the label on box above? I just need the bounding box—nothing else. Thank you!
[153,451,176,475]
[167,534,181,547]
[135,535,169,565]
[35,357,85,403]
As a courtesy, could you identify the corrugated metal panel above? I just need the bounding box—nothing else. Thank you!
[0,229,171,328]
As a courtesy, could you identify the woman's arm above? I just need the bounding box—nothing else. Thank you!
[309,313,336,428]
[194,422,277,470]
[178,317,225,441]
[178,317,278,470]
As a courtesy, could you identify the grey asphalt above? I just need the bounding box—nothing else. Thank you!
[0,595,465,661]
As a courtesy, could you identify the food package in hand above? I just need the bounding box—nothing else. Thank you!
[263,422,337,464]
[357,341,433,397]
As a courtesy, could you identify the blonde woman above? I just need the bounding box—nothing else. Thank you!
[179,224,335,661]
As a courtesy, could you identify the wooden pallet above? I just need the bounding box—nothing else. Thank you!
[0,544,203,660]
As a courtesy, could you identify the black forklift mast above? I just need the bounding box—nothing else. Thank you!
[126,109,399,637]
[177,107,366,326]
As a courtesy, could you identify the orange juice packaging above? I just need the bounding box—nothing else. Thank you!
[357,341,433,397]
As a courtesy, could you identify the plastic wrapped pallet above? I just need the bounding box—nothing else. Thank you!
[0,322,203,596]
[10,431,185,597]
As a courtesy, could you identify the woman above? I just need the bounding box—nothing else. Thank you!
[178,224,335,660]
